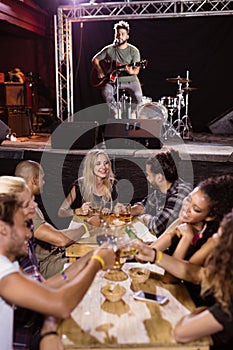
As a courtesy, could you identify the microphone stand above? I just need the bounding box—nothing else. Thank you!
[113,39,121,119]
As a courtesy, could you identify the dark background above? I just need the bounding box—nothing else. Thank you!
[73,16,233,132]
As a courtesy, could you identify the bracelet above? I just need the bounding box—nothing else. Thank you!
[151,248,157,264]
[60,268,69,282]
[155,250,163,264]
[82,222,90,237]
[40,331,58,342]
[91,255,105,269]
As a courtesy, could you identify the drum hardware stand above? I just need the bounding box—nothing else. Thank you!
[172,79,185,135]
[163,107,178,140]
[181,70,193,140]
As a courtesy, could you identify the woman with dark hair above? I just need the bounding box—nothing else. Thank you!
[130,210,233,348]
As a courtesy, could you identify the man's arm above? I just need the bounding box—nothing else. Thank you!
[92,57,105,79]
[44,250,93,288]
[0,247,115,319]
[34,222,87,247]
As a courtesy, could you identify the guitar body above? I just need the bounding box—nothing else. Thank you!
[90,59,148,89]
[90,60,115,88]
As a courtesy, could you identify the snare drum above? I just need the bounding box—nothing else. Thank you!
[138,101,168,121]
[160,96,177,109]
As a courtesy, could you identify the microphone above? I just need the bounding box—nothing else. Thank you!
[113,38,119,46]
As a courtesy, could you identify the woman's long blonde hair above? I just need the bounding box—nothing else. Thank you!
[78,150,115,204]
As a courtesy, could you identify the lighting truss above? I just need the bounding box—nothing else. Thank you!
[55,0,233,121]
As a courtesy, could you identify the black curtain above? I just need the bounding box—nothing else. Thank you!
[72,16,233,132]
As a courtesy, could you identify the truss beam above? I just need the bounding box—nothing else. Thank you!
[62,1,233,21]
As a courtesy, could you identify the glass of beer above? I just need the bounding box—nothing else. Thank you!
[119,203,132,223]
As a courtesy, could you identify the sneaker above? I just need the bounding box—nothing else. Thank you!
[6,132,17,142]
[10,133,17,142]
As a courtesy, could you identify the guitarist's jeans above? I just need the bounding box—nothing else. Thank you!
[102,79,143,116]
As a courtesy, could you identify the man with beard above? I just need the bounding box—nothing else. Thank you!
[128,148,193,237]
[92,20,143,118]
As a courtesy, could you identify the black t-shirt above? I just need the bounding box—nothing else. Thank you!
[209,301,233,346]
[70,178,118,211]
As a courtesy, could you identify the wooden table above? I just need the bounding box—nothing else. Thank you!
[66,214,99,262]
[59,262,210,350]
[66,214,158,263]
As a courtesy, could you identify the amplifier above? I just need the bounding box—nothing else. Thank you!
[7,108,31,136]
[0,83,25,106]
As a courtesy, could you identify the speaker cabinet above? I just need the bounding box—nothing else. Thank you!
[208,108,233,134]
[0,83,25,106]
[7,108,31,136]
[104,118,162,149]
[51,121,99,150]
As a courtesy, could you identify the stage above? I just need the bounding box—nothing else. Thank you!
[0,131,232,229]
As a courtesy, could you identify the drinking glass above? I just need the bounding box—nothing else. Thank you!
[96,224,137,270]
[116,203,132,223]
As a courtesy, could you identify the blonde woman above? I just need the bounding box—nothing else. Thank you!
[58,149,117,218]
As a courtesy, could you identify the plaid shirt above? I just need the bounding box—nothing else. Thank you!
[13,221,44,350]
[138,178,193,236]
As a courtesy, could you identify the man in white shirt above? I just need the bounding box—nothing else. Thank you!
[0,193,115,350]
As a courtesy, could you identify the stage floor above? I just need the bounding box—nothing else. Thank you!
[1,132,232,162]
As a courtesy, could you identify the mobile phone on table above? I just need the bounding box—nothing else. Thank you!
[133,290,168,305]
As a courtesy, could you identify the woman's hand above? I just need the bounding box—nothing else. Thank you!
[76,202,91,216]
[175,223,195,241]
[101,207,111,215]
[129,240,155,263]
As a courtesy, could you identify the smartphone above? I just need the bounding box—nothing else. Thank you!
[133,290,168,305]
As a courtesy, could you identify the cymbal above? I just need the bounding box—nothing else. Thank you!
[183,86,197,92]
[166,77,192,83]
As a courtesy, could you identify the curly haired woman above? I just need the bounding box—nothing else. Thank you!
[131,210,233,348]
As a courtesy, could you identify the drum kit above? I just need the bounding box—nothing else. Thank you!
[159,70,196,140]
[115,70,195,140]
[138,70,196,140]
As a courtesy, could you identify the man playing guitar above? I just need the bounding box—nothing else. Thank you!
[92,21,143,118]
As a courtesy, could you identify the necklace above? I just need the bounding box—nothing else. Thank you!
[191,223,207,245]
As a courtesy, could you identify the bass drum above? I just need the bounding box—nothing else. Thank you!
[138,102,168,122]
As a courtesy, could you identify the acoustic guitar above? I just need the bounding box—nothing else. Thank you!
[90,59,148,88]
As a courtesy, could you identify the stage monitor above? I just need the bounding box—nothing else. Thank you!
[104,118,162,149]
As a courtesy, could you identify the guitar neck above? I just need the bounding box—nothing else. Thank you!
[116,62,138,70]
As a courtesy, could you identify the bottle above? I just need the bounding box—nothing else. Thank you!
[125,225,137,239]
